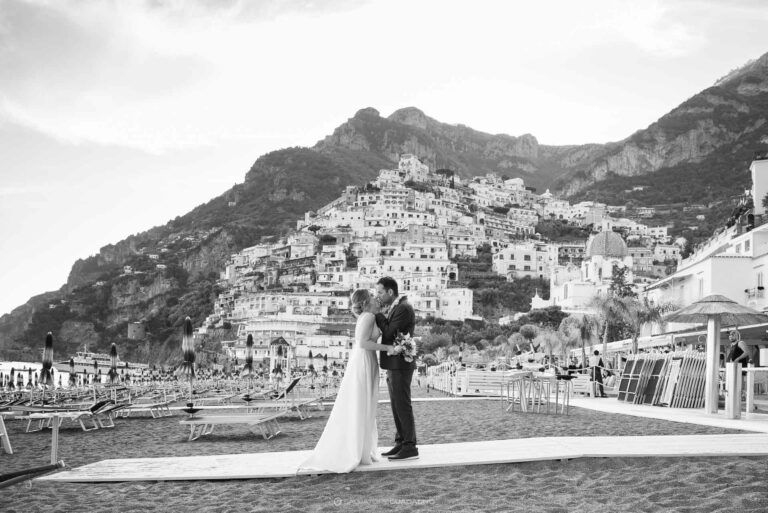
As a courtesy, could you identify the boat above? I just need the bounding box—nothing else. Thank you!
[53,345,149,376]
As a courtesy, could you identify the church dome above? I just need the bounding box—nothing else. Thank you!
[587,231,628,258]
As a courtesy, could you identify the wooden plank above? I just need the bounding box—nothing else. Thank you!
[38,434,768,483]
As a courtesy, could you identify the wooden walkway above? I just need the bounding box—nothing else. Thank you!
[38,433,768,483]
[568,397,768,434]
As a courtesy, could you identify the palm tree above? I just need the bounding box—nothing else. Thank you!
[590,294,630,359]
[622,297,677,353]
[559,315,599,370]
[534,328,564,369]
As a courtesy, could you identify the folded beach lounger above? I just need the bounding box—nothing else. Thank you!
[179,411,287,441]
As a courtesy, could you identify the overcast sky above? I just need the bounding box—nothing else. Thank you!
[1,0,768,317]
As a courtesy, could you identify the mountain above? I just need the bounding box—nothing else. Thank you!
[3,51,768,363]
[555,52,768,202]
[316,106,606,193]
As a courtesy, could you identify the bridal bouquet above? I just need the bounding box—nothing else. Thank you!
[392,332,419,363]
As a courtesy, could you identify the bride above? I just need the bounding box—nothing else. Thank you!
[298,289,394,473]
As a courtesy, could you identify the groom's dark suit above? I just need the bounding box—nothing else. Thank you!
[375,296,417,449]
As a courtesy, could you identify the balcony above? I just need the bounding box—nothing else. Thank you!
[745,287,765,299]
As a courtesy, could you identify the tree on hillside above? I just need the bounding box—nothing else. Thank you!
[608,266,636,298]
[517,306,568,330]
[519,324,539,352]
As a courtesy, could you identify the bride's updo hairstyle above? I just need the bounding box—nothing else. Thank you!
[350,289,371,315]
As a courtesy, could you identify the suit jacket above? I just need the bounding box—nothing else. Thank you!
[375,297,416,370]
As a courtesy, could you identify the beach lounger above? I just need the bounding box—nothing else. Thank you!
[179,411,286,441]
[22,401,126,432]
[116,401,173,419]
[239,378,321,419]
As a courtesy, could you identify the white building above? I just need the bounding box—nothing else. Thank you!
[491,242,556,280]
[548,231,634,312]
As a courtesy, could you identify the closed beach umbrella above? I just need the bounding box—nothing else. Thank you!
[69,358,77,387]
[108,343,118,384]
[179,317,195,402]
[179,317,195,379]
[40,332,54,387]
[9,368,14,390]
[665,294,768,414]
[27,368,33,388]
[243,334,254,377]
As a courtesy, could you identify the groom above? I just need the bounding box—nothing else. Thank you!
[374,276,419,461]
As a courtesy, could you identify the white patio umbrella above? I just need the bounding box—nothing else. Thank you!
[665,294,768,414]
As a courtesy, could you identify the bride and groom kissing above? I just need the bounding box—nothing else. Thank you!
[299,276,419,473]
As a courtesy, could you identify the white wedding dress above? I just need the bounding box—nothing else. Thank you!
[298,312,380,473]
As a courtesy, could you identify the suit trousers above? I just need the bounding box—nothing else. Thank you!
[386,368,417,447]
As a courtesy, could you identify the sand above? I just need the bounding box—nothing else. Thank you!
[2,385,767,512]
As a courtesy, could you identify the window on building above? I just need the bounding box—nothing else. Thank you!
[524,265,531,271]
[745,240,751,252]
[524,255,531,261]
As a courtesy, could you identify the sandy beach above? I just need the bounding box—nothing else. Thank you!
[2,384,767,512]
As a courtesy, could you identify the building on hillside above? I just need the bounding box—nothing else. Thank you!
[507,206,539,227]
[628,246,654,274]
[653,243,681,264]
[399,154,430,182]
[491,241,556,280]
[386,224,444,246]
[444,224,478,258]
[555,242,587,265]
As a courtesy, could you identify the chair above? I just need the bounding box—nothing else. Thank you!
[571,374,595,397]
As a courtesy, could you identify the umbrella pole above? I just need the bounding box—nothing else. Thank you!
[704,316,721,414]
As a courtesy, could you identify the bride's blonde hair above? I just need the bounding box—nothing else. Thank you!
[350,289,371,315]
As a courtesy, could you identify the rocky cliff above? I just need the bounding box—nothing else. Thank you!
[553,52,768,197]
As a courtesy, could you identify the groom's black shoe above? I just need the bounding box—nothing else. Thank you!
[388,446,419,461]
[381,445,402,457]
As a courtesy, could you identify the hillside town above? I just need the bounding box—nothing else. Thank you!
[201,154,692,369]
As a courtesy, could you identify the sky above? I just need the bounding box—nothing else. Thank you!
[1,0,768,317]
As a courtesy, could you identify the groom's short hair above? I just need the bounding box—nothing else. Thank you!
[377,276,398,296]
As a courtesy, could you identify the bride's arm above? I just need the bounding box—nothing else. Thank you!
[357,314,393,352]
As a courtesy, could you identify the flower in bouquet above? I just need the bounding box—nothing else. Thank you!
[392,332,420,363]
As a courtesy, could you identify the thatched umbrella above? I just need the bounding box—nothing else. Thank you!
[665,294,768,414]
[108,343,119,384]
[178,317,196,404]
